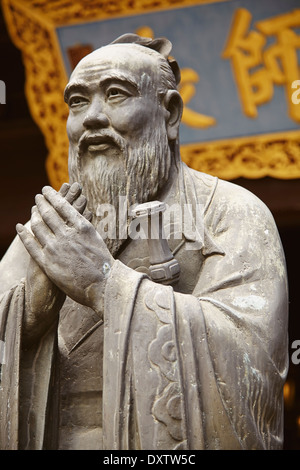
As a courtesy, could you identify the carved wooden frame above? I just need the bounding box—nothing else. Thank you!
[2,0,300,189]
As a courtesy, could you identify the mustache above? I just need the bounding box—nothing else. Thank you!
[78,129,127,154]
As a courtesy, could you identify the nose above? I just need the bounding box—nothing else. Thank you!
[83,99,110,129]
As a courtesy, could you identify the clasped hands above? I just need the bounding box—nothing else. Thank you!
[17,182,114,320]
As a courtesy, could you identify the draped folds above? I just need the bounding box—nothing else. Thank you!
[0,164,289,450]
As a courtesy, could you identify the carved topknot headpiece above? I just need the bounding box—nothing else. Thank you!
[110,33,181,86]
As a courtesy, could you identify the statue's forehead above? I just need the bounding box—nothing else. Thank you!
[71,44,159,82]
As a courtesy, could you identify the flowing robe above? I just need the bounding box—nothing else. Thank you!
[0,164,289,450]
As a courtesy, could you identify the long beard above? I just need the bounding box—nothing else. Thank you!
[68,127,172,256]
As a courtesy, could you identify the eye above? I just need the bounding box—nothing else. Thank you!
[107,88,120,97]
[106,86,130,101]
[68,95,88,108]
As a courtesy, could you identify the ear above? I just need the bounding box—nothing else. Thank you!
[163,90,183,141]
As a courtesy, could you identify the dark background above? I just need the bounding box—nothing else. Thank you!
[0,8,300,449]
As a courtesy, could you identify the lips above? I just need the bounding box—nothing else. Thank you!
[79,133,120,154]
[88,141,112,152]
[84,135,115,152]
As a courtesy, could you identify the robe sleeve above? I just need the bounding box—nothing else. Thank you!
[0,280,58,449]
[102,183,288,451]
[0,282,24,449]
[192,182,289,449]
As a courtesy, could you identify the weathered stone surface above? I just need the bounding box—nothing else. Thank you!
[0,34,288,450]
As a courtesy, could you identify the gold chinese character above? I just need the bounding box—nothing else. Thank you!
[179,68,216,128]
[256,9,300,122]
[223,8,300,122]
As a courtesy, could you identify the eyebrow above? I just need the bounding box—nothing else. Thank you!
[98,72,140,93]
[64,80,89,103]
[64,72,140,103]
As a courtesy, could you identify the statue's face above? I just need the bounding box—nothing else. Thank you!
[64,44,174,255]
[64,44,167,164]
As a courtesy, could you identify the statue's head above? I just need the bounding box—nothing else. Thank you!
[64,34,183,254]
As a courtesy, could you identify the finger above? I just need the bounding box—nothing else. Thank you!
[59,183,70,197]
[58,182,86,215]
[35,193,67,234]
[83,208,93,222]
[64,182,82,205]
[30,206,53,247]
[41,186,82,226]
[16,223,45,267]
[73,194,87,214]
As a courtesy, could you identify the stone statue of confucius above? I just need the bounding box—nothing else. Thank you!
[0,34,288,450]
